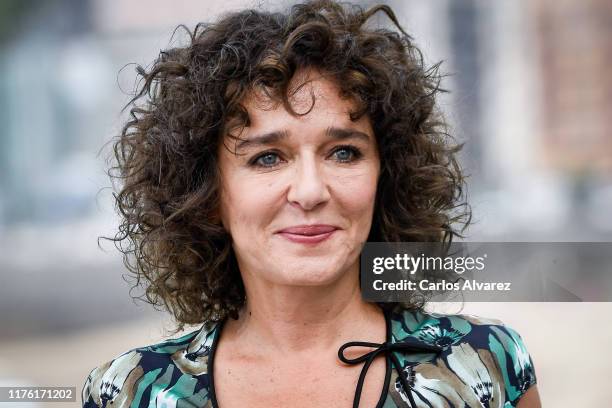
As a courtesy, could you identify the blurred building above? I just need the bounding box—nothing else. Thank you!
[535,0,612,174]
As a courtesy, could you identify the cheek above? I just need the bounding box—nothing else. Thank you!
[220,173,283,233]
[332,168,379,215]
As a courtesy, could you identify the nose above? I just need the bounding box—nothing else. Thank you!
[287,153,331,211]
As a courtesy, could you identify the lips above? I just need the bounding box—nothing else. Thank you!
[276,224,339,244]
[277,225,338,235]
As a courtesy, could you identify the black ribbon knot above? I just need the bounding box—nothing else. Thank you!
[338,339,443,408]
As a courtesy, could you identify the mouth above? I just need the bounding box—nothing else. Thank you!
[276,224,339,244]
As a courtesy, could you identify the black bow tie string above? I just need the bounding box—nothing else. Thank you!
[338,340,443,408]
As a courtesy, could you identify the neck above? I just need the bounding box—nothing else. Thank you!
[221,265,386,356]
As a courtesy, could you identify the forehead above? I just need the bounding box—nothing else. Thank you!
[241,70,365,130]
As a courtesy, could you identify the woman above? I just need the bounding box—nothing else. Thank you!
[83,1,540,407]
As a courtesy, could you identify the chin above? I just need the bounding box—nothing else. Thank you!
[270,259,349,286]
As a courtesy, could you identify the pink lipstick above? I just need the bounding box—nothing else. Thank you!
[277,224,338,244]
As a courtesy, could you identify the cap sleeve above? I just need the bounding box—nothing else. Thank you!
[488,324,537,406]
[81,350,143,408]
[81,364,107,408]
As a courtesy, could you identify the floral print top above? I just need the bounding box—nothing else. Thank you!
[82,306,537,407]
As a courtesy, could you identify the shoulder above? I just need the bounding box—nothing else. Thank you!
[388,306,537,407]
[81,321,220,408]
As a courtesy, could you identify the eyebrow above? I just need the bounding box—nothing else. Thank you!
[234,127,372,151]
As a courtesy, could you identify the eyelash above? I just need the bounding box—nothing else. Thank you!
[248,145,363,168]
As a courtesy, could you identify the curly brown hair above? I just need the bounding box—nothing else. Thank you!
[105,0,471,331]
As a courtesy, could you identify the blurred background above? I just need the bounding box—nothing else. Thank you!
[0,0,611,406]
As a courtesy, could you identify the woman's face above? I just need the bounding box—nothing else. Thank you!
[218,70,380,288]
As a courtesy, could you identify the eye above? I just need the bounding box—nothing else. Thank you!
[250,151,282,168]
[331,145,362,162]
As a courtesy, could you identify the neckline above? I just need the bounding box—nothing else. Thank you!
[207,305,393,408]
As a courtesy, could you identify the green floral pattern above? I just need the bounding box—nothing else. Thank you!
[82,308,536,407]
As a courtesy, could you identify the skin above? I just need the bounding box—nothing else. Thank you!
[215,68,542,407]
[216,69,387,407]
[217,67,383,351]
[517,386,542,407]
[219,71,380,297]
